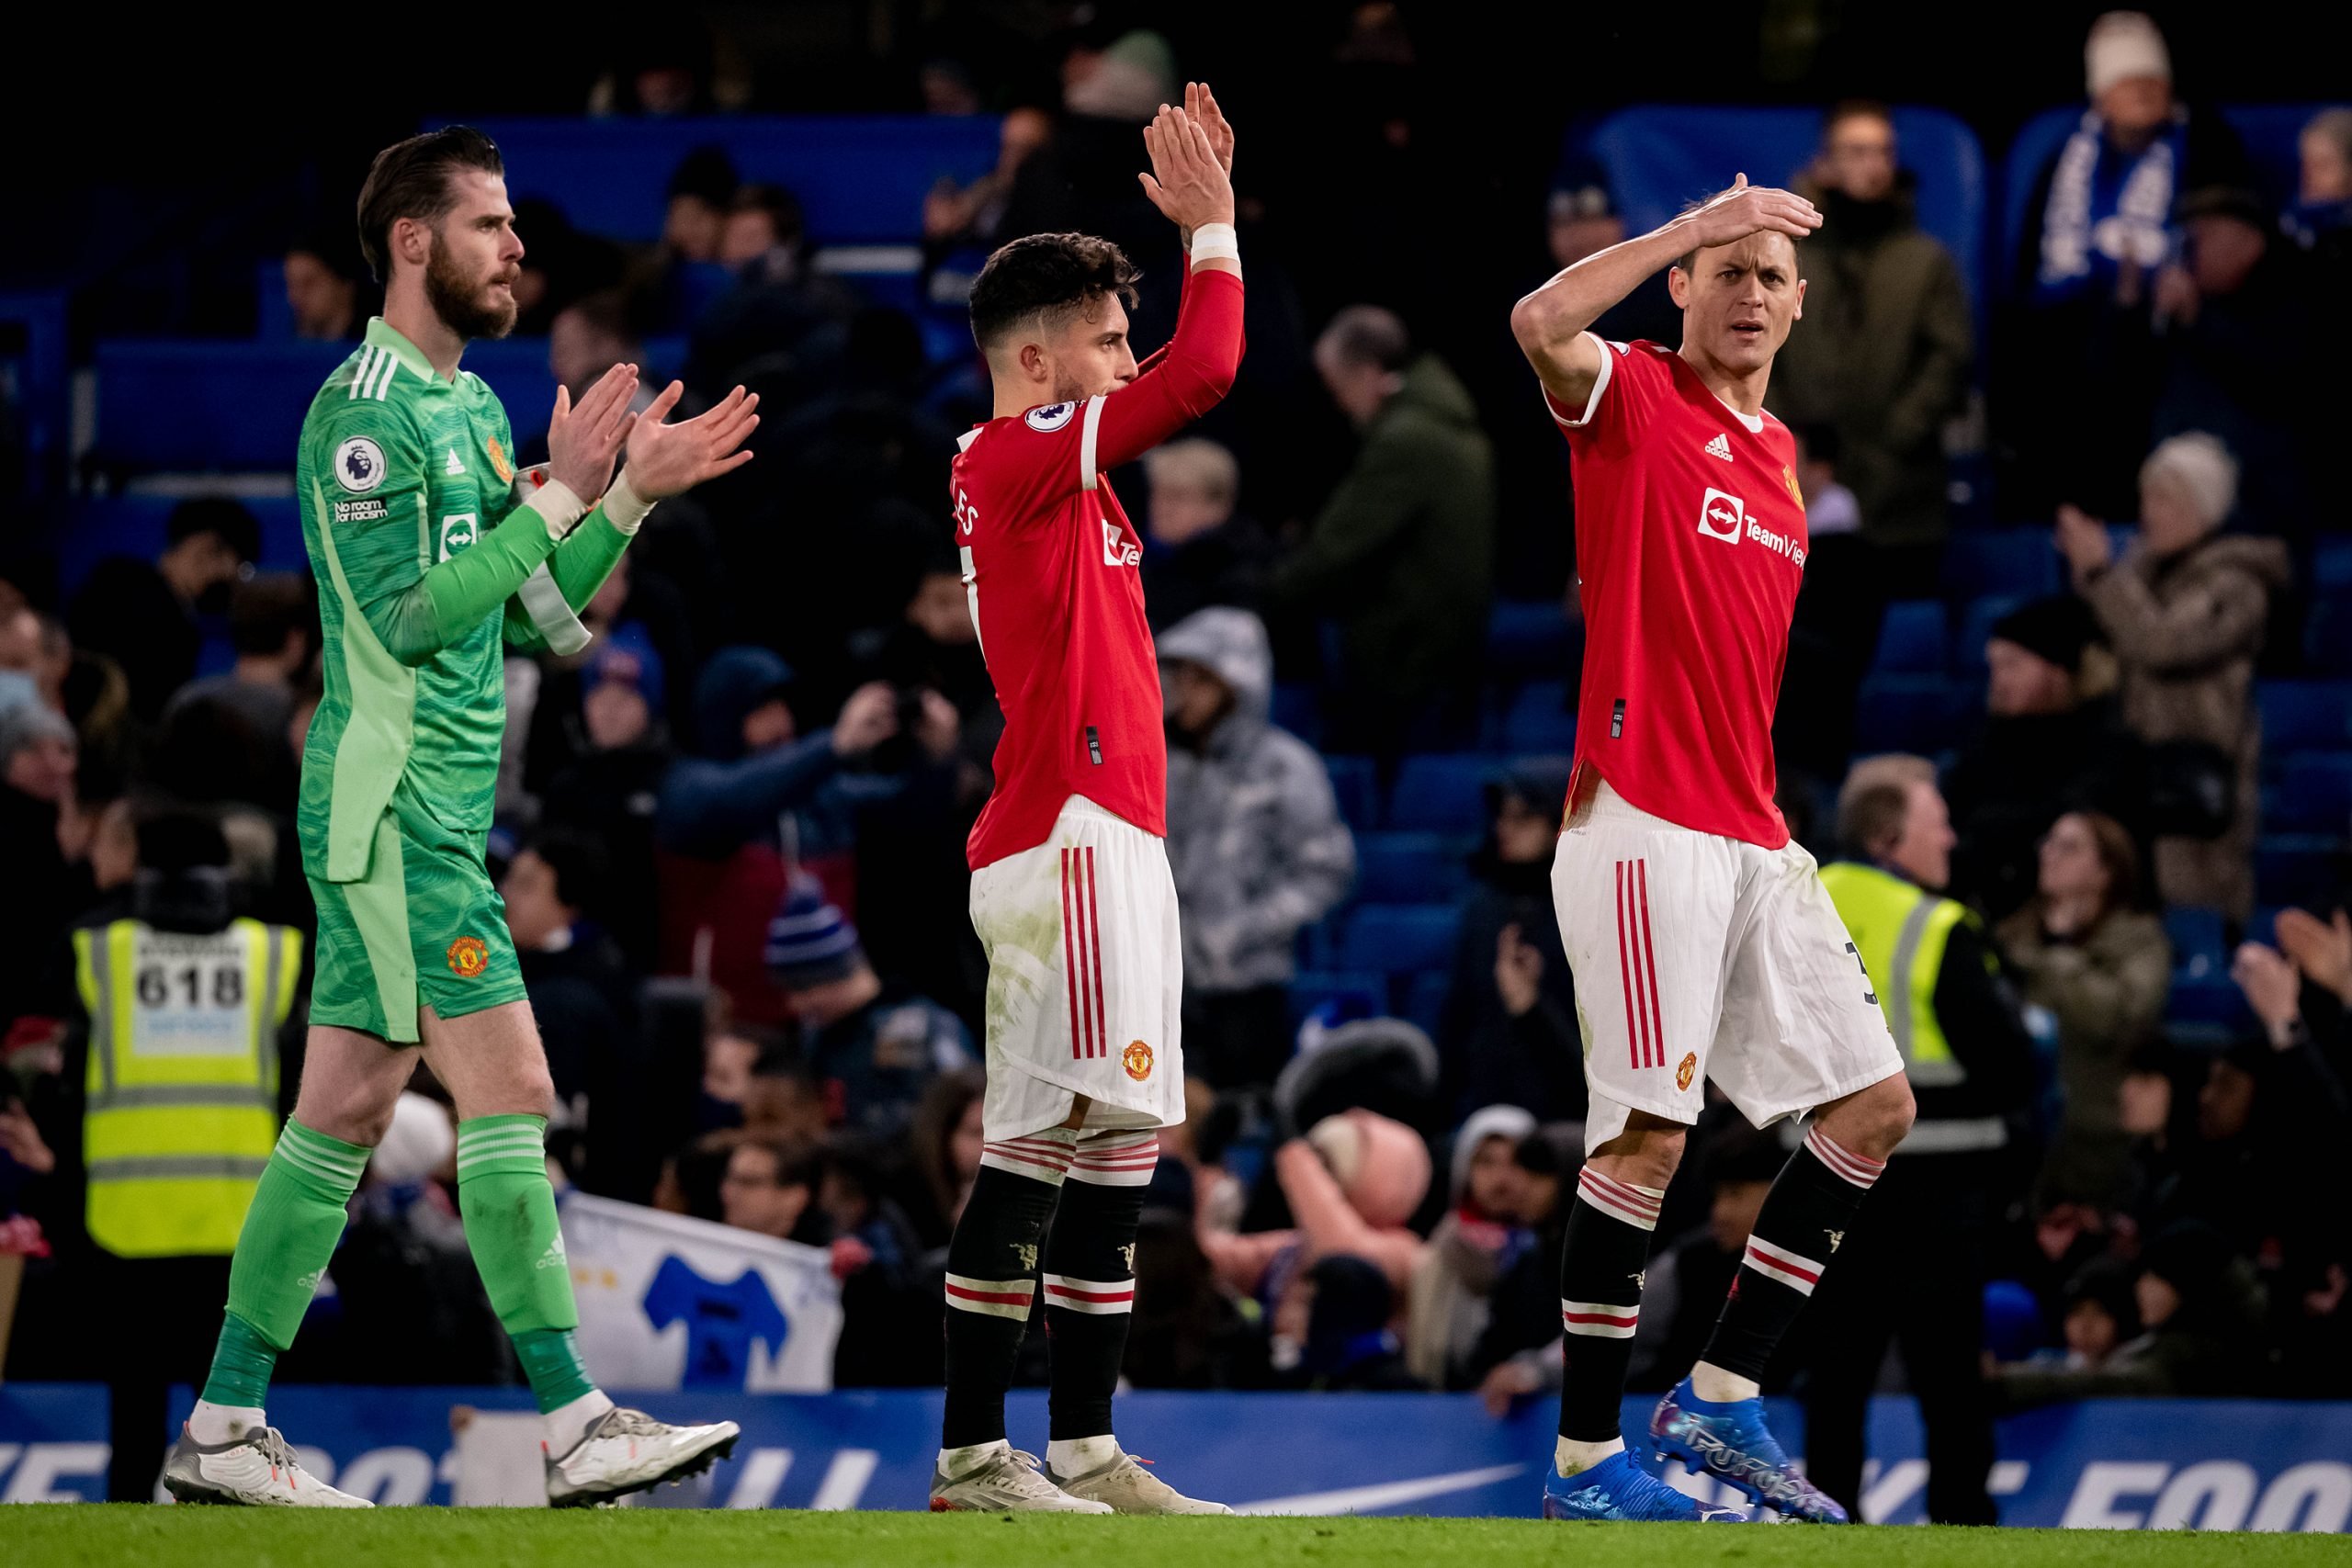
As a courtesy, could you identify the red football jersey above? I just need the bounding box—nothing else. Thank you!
[953,267,1245,870]
[1551,335,1808,849]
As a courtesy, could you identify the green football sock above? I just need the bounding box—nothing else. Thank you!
[202,1120,369,1407]
[456,1114,594,1414]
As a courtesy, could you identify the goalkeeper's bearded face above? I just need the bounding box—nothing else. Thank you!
[424,170,524,343]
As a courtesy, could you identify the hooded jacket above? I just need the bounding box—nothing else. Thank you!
[1770,182,1973,545]
[2082,531,2291,917]
[1268,355,1496,711]
[1159,609,1355,993]
[656,647,856,860]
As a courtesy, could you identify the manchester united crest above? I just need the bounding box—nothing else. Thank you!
[447,936,490,978]
[488,437,514,484]
[1123,1040,1154,1081]
[1677,1051,1698,1092]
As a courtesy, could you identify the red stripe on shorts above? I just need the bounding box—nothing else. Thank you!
[1084,846,1108,1058]
[1636,858,1667,1069]
[1615,861,1642,1072]
[1062,850,1084,1060]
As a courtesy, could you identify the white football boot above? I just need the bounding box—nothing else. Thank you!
[929,1444,1114,1513]
[1047,1449,1233,1515]
[544,1405,741,1507]
[162,1423,372,1507]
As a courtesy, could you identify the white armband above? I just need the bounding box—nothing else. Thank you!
[1189,222,1240,265]
[517,479,586,542]
[603,469,656,536]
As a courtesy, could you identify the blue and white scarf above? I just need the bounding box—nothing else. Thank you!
[2035,107,2188,302]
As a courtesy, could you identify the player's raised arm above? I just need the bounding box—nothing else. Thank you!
[1084,98,1245,472]
[1509,173,1820,408]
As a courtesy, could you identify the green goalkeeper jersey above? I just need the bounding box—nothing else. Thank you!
[295,317,624,886]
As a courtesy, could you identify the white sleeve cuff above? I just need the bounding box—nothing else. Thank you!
[1544,331,1613,429]
[518,478,586,541]
[604,469,656,535]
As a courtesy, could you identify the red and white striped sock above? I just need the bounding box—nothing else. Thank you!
[1700,1126,1883,1385]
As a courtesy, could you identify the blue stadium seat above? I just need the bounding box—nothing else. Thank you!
[1951,595,2025,677]
[2166,971,2254,1042]
[1586,106,1987,321]
[1487,599,1577,680]
[59,495,308,594]
[1501,682,1577,752]
[1324,756,1380,834]
[1873,600,1949,675]
[2275,753,2352,836]
[2305,602,2352,676]
[2256,835,2345,910]
[1352,832,1469,905]
[1287,970,1389,1027]
[2247,906,2284,947]
[2315,538,2352,594]
[1853,676,1962,755]
[1387,755,1501,833]
[1272,682,1320,744]
[2164,907,2227,984]
[1941,531,2060,602]
[442,116,1001,246]
[2258,682,2352,750]
[1403,970,1453,1039]
[1337,904,1464,976]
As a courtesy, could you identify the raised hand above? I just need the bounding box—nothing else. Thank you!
[1677,173,1821,254]
[547,362,639,500]
[1188,81,1235,176]
[622,382,759,501]
[2278,907,2352,1002]
[1137,102,1235,235]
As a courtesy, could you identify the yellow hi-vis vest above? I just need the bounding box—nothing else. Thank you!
[1817,862,2006,1154]
[74,918,300,1258]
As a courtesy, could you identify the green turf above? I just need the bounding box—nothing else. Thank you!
[0,1508,2342,1568]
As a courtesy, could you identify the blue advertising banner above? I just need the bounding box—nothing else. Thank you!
[1,1384,2346,1530]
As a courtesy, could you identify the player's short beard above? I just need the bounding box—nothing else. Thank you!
[424,234,518,342]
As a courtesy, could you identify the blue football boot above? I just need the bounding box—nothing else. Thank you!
[1541,1448,1748,1522]
[1650,1378,1849,1522]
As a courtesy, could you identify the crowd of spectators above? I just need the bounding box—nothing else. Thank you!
[1,11,2347,1444]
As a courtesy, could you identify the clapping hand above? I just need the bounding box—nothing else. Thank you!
[1138,99,1235,236]
[2277,907,2352,1004]
[622,382,760,501]
[547,362,639,501]
[2054,503,2114,582]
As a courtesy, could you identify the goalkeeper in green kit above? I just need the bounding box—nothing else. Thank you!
[164,128,758,1508]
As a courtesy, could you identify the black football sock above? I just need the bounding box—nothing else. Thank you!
[1699,1125,1884,1384]
[1557,1167,1665,1444]
[941,1161,1064,1451]
[1043,1131,1155,1443]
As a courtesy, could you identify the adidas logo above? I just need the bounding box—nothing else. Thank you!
[1703,434,1734,462]
[445,447,466,475]
[535,1237,569,1270]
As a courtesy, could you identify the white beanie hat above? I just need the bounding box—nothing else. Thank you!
[2086,11,2171,99]
[2140,432,2238,530]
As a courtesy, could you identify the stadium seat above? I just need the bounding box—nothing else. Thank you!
[1852,676,1962,755]
[439,116,1001,246]
[1272,682,1320,744]
[2256,835,2345,910]
[1324,756,1380,834]
[1287,970,1389,1027]
[2166,971,2254,1043]
[2258,682,2352,750]
[1387,755,1502,833]
[1941,531,2061,603]
[2305,601,2352,675]
[1951,595,2024,677]
[2314,538,2352,594]
[1872,600,1949,675]
[1352,832,1469,905]
[1403,970,1453,1039]
[2164,907,2228,983]
[1500,682,1578,752]
[1337,904,1464,976]
[2274,753,2352,836]
[1487,599,1577,680]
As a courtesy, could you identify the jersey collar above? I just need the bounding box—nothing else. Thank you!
[362,317,439,389]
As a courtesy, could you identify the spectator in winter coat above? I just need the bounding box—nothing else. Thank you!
[539,636,675,973]
[1159,608,1355,1089]
[1270,308,1496,756]
[1992,1221,2270,1402]
[1438,759,1585,1122]
[653,647,900,1023]
[1405,1104,1539,1389]
[2056,433,2290,919]
[1996,813,2170,1208]
[1771,101,1973,569]
[1140,439,1273,632]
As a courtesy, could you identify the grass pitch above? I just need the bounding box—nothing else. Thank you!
[1,1507,2344,1568]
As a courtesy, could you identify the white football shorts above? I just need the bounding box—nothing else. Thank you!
[968,795,1187,1142]
[1551,779,1901,1155]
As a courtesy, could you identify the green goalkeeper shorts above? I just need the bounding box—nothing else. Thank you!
[306,781,526,1044]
